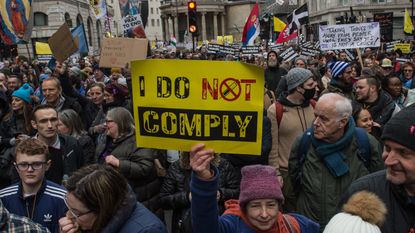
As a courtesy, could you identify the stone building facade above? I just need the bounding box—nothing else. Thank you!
[307,0,412,41]
[18,0,116,58]
[160,0,262,43]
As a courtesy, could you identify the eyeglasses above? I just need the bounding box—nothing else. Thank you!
[404,69,413,72]
[64,196,93,220]
[15,161,47,171]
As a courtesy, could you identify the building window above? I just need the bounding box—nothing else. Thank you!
[339,0,349,5]
[151,8,154,14]
[34,12,48,26]
[87,18,93,46]
[151,19,155,26]
[157,19,160,26]
[76,14,83,27]
[96,20,102,49]
[156,8,159,14]
[65,13,72,28]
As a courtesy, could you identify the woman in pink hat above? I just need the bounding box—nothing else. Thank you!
[189,144,319,233]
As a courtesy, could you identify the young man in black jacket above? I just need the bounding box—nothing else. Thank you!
[31,105,84,184]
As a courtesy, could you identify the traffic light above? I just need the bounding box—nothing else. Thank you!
[188,1,198,34]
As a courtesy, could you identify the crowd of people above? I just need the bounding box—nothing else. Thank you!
[0,42,413,233]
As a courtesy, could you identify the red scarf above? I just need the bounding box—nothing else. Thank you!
[223,200,300,233]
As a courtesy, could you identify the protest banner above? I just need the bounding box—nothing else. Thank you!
[241,46,260,56]
[35,42,52,55]
[394,43,411,54]
[344,49,356,61]
[374,12,393,42]
[89,0,106,19]
[121,14,146,38]
[207,43,237,56]
[300,46,320,57]
[119,0,140,18]
[99,37,147,68]
[0,0,33,45]
[207,43,221,54]
[385,40,400,52]
[314,41,320,49]
[48,23,78,63]
[279,47,298,62]
[268,43,284,52]
[130,60,264,155]
[319,22,380,50]
[217,35,234,45]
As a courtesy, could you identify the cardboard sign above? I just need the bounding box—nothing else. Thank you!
[48,23,78,62]
[131,60,264,155]
[99,37,148,68]
[394,43,412,54]
[319,22,380,50]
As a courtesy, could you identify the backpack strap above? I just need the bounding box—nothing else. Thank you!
[354,127,371,170]
[265,89,275,103]
[294,128,313,187]
[282,214,301,233]
[276,99,315,128]
[295,127,372,187]
[275,101,284,128]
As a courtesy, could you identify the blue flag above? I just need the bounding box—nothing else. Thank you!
[71,24,89,53]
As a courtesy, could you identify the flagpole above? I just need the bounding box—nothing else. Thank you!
[412,0,414,39]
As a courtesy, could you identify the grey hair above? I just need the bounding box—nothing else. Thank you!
[59,109,86,139]
[106,107,135,138]
[319,93,352,122]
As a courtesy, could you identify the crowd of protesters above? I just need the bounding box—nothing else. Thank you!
[0,41,413,233]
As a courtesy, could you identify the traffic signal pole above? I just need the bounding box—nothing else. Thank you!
[188,0,198,52]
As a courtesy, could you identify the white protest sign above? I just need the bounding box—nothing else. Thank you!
[319,22,380,51]
[121,14,146,37]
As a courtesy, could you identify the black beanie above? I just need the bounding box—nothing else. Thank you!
[382,104,415,151]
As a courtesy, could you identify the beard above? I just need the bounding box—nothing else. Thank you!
[268,60,278,67]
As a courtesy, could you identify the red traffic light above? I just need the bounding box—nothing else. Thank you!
[189,25,197,33]
[188,1,196,10]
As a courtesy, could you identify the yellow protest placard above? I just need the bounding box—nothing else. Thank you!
[131,60,264,155]
[217,36,224,44]
[224,35,234,44]
[394,43,411,54]
[35,42,52,55]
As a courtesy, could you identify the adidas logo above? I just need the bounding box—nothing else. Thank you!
[43,213,52,222]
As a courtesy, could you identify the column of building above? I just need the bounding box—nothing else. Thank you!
[201,12,206,41]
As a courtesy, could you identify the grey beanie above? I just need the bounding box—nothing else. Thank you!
[286,68,313,91]
[295,57,307,65]
[69,66,81,76]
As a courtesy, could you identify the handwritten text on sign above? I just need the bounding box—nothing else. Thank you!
[131,60,264,155]
[319,22,380,50]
